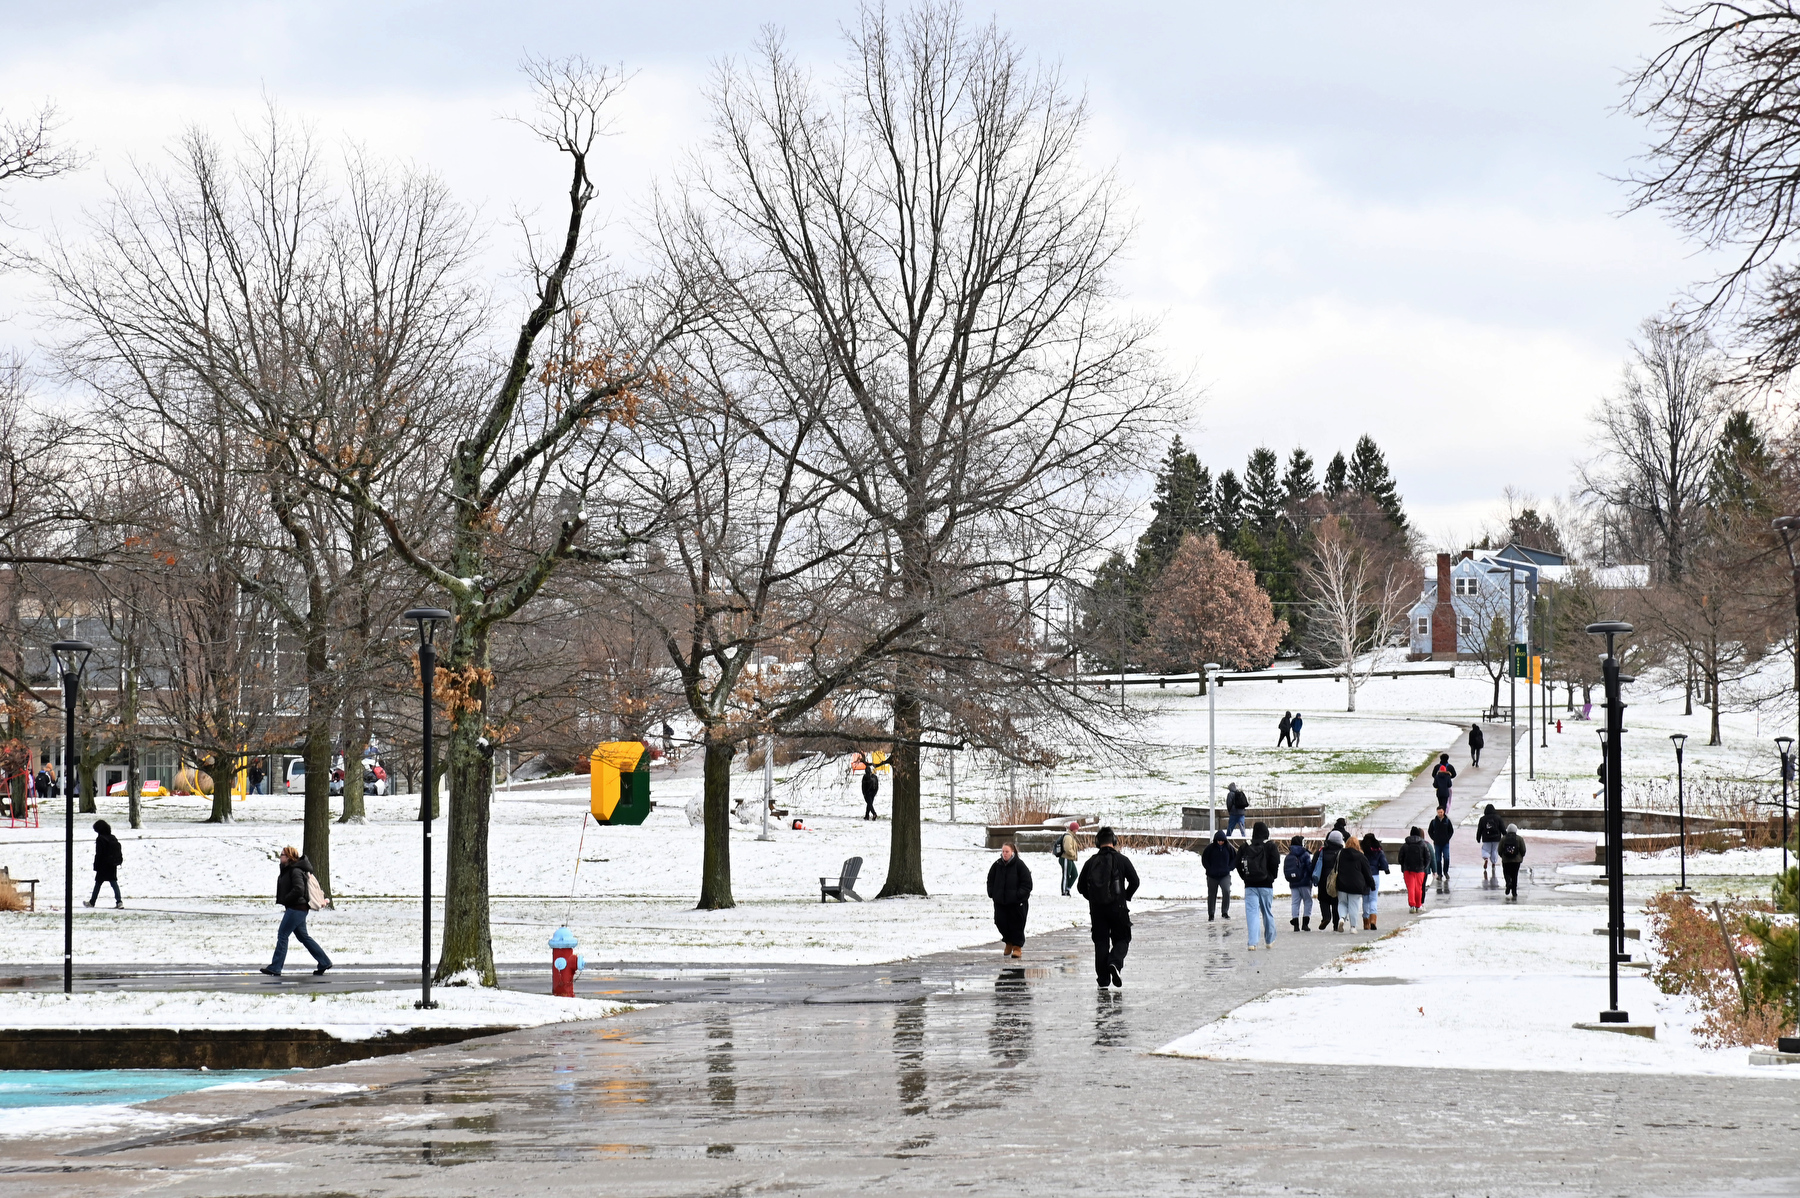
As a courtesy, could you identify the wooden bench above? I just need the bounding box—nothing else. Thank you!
[819,856,864,902]
[0,867,38,911]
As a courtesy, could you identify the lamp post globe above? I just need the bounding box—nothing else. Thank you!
[403,608,451,1011]
[49,639,93,995]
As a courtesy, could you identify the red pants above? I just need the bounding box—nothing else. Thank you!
[1404,871,1427,907]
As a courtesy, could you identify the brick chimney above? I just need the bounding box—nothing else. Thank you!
[1431,553,1458,659]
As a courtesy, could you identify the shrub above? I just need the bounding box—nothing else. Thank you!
[1644,889,1789,1048]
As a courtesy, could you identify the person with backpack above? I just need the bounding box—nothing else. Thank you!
[1077,826,1139,987]
[1284,835,1314,930]
[1224,783,1250,835]
[1312,830,1344,932]
[1055,821,1080,896]
[1332,831,1374,932]
[860,756,880,820]
[987,843,1033,958]
[260,846,331,977]
[1430,754,1456,809]
[1360,833,1389,931]
[1201,829,1238,920]
[1498,823,1528,900]
[1428,806,1455,892]
[83,819,123,909]
[1399,825,1433,913]
[1236,821,1282,950]
[1277,712,1293,747]
[1467,723,1485,767]
[1476,803,1506,881]
[34,760,55,801]
[1289,712,1304,746]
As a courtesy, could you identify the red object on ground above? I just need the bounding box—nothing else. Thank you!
[551,946,578,997]
[791,818,806,830]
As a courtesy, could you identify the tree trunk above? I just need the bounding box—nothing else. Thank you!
[877,691,927,898]
[127,742,142,830]
[435,622,495,985]
[303,717,333,898]
[1684,661,1694,716]
[77,755,98,815]
[698,739,736,910]
[203,752,234,823]
[339,694,370,823]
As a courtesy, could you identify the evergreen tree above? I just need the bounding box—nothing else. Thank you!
[1708,410,1773,518]
[1081,550,1145,672]
[1135,437,1210,573]
[1265,520,1303,650]
[1244,447,1283,533]
[1281,448,1317,509]
[1323,451,1348,498]
[1214,469,1244,532]
[1347,434,1406,531]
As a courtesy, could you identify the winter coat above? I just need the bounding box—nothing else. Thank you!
[1237,838,1281,888]
[1477,811,1506,843]
[34,769,54,798]
[861,769,878,799]
[1058,832,1080,862]
[1278,714,1292,733]
[92,829,123,880]
[1427,815,1456,846]
[276,856,316,911]
[1468,726,1485,750]
[1077,846,1140,908]
[987,854,1033,905]
[1367,847,1390,876]
[1312,841,1342,891]
[1201,839,1239,879]
[1225,786,1250,814]
[1283,844,1313,886]
[1398,834,1433,873]
[1290,716,1304,734]
[1333,844,1375,896]
[1432,763,1456,792]
[1498,831,1528,865]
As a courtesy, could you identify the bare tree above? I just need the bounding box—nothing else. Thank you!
[1582,318,1729,583]
[685,4,1173,898]
[1299,512,1416,712]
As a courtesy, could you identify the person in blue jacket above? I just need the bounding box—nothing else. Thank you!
[1201,830,1238,921]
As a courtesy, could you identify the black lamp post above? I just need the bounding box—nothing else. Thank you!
[1670,733,1688,892]
[1778,737,1794,877]
[50,639,93,995]
[404,607,451,1011]
[1586,620,1633,1025]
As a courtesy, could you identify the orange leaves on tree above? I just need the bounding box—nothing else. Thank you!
[1143,532,1286,672]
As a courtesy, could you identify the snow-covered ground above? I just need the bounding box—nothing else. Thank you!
[1156,904,1796,1075]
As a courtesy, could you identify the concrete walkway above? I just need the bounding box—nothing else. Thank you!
[1369,719,1515,834]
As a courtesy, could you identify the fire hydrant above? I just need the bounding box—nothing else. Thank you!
[549,926,581,997]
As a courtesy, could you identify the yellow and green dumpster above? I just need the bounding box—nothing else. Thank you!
[590,741,651,825]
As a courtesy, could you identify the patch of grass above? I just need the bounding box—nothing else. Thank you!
[1300,752,1401,775]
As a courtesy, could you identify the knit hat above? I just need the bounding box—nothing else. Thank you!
[1327,830,1344,846]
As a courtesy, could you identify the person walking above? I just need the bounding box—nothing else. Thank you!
[1430,754,1456,810]
[1289,712,1304,747]
[34,760,55,802]
[1467,723,1485,767]
[1399,825,1432,913]
[1237,821,1281,951]
[248,762,265,795]
[1428,806,1455,892]
[1498,823,1528,901]
[1201,829,1238,920]
[1277,711,1293,747]
[1312,830,1344,932]
[1077,827,1139,987]
[987,843,1033,957]
[1360,833,1389,931]
[260,846,331,977]
[1224,782,1250,835]
[860,756,880,820]
[1476,803,1505,881]
[82,819,123,909]
[1332,831,1374,932]
[1284,835,1314,930]
[1055,821,1081,896]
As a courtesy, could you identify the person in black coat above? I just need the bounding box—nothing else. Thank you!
[1431,754,1456,809]
[1477,803,1506,879]
[1277,712,1293,746]
[1224,783,1250,835]
[1427,807,1455,891]
[1312,831,1343,932]
[860,757,879,820]
[83,819,123,908]
[1077,828,1140,987]
[1331,834,1375,933]
[1201,829,1238,920]
[987,844,1034,957]
[1467,723,1485,767]
[1497,823,1528,900]
[261,846,331,977]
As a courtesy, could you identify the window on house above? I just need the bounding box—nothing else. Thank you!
[1454,577,1477,596]
[1460,616,1472,636]
[1416,617,1429,636]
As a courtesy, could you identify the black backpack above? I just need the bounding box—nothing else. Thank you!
[1283,848,1311,885]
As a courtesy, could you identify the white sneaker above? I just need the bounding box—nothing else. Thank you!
[1247,944,1257,952]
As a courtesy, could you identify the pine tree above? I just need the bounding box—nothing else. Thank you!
[1323,452,1348,498]
[1347,434,1406,531]
[1215,469,1244,533]
[1709,410,1773,518]
[1244,447,1283,533]
[1135,438,1210,573]
[1082,550,1145,672]
[1281,448,1317,509]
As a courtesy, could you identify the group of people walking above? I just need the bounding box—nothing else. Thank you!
[1275,712,1304,746]
[989,824,1139,985]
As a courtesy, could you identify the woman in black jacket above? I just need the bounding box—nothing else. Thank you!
[1312,831,1344,932]
[987,844,1034,958]
[83,820,123,909]
[1359,833,1389,931]
[1332,834,1375,933]
[1497,824,1528,900]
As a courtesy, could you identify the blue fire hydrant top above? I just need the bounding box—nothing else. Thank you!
[548,926,579,949]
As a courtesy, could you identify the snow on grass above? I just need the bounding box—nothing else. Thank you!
[1156,904,1798,1077]
[0,986,631,1039]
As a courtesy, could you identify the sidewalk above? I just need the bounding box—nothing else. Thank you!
[1369,720,1513,834]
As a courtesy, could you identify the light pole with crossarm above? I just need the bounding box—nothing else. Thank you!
[404,608,451,1011]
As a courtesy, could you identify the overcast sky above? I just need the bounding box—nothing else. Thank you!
[0,1,1710,546]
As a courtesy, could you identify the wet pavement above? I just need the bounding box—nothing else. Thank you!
[2,862,1797,1196]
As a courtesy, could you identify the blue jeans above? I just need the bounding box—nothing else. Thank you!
[1363,888,1379,916]
[1226,811,1245,835]
[270,907,330,973]
[1244,887,1275,945]
[1432,844,1450,877]
[1290,887,1313,919]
